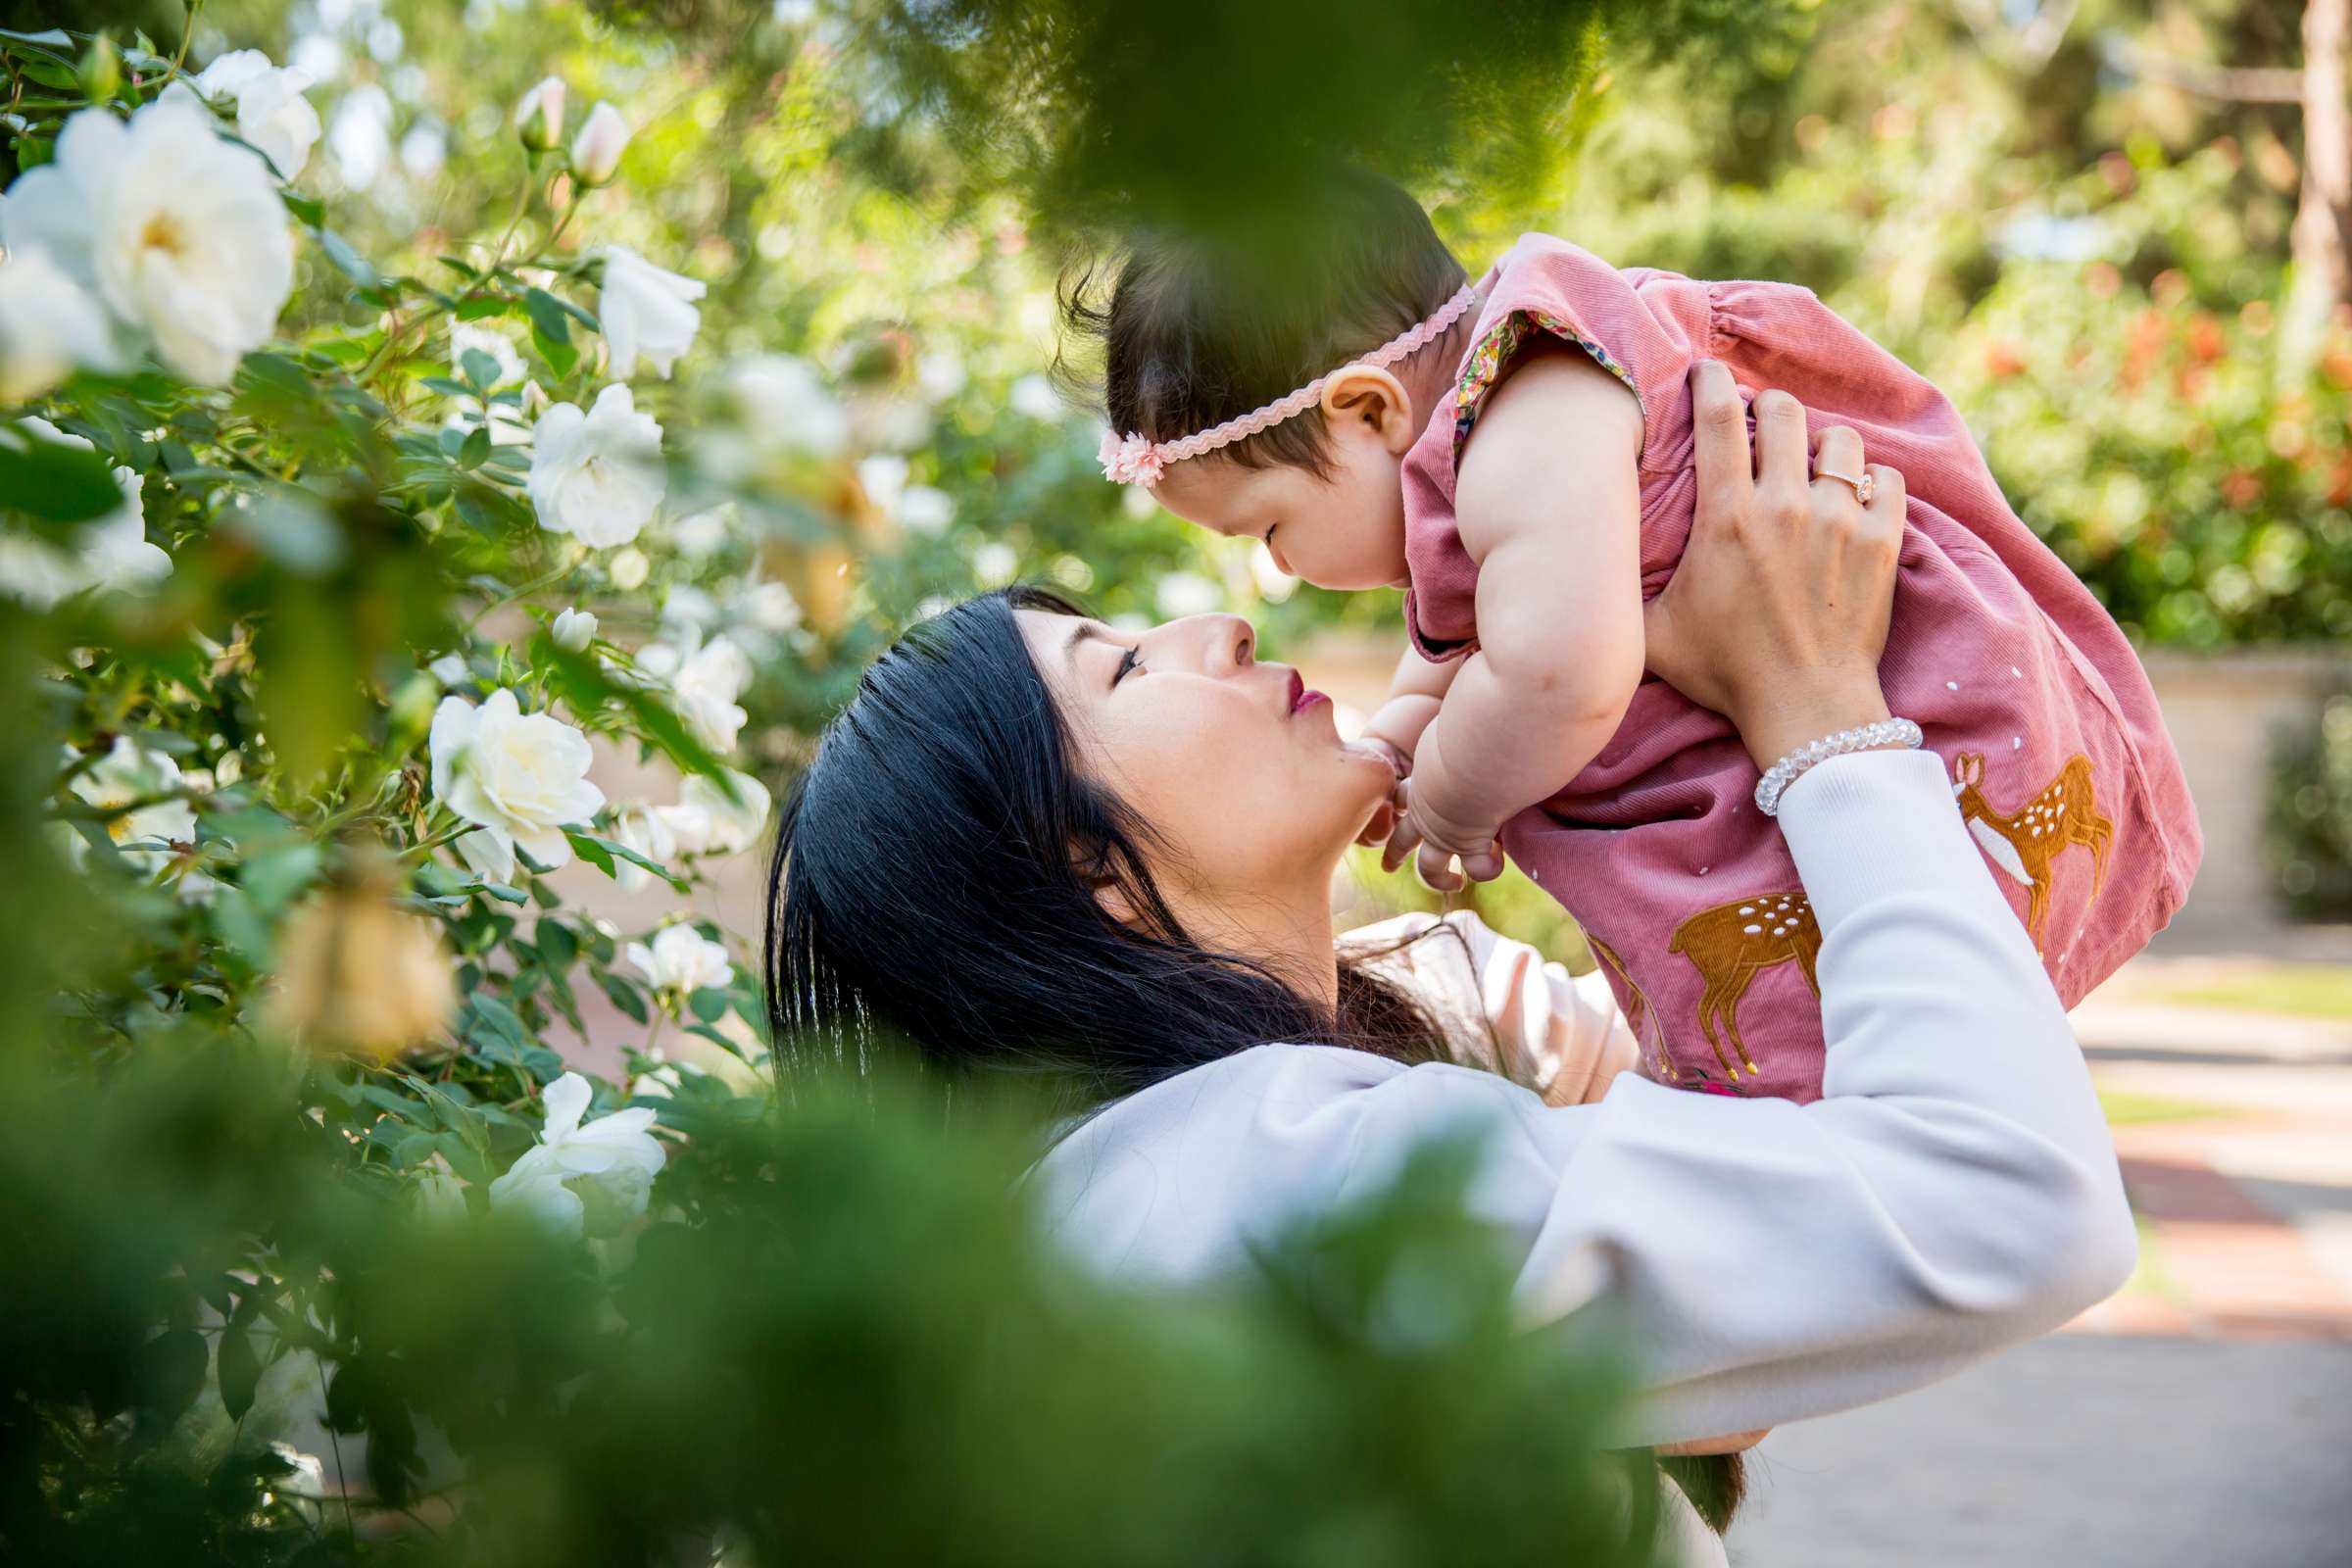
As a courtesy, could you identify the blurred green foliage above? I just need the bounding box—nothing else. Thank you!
[7,0,2350,1552]
[0,1031,1657,1566]
[2267,690,2352,918]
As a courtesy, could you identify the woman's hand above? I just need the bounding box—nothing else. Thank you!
[1642,363,1907,771]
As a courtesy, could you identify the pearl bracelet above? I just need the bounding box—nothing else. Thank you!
[1753,717,1923,817]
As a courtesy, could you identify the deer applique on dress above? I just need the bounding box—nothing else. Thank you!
[1586,933,1682,1085]
[1950,752,2114,954]
[1665,892,1822,1087]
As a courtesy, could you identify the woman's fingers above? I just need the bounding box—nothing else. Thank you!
[1863,462,1905,531]
[1810,423,1865,488]
[1752,388,1809,488]
[1688,362,1752,520]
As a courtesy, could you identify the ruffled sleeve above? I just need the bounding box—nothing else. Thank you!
[1398,234,1718,657]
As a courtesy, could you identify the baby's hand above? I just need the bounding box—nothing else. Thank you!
[1382,778,1504,892]
[1349,738,1411,848]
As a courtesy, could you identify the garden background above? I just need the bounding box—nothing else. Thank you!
[3,0,2349,1563]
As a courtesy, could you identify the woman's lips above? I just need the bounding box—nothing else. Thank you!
[1288,669,1328,714]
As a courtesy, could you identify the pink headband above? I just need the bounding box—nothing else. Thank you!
[1097,282,1485,487]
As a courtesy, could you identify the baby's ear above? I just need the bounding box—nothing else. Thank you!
[1319,365,1419,455]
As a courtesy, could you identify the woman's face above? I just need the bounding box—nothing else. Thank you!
[1016,609,1395,906]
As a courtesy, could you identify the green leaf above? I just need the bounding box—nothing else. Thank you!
[535,917,576,969]
[600,971,650,1025]
[457,424,492,470]
[546,646,729,783]
[479,881,528,906]
[570,832,686,890]
[316,228,382,290]
[531,321,579,379]
[0,27,76,59]
[567,833,614,877]
[0,424,123,530]
[460,347,503,392]
[521,286,573,346]
[689,987,730,1023]
[239,841,322,912]
[280,190,325,226]
[217,1298,265,1423]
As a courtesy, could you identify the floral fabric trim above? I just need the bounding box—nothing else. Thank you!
[1450,309,1641,462]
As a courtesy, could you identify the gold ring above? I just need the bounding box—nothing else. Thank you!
[1815,466,1875,504]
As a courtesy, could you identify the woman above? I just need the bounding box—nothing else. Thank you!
[765,366,2135,1554]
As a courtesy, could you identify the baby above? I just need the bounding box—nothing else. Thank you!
[1077,172,2200,1101]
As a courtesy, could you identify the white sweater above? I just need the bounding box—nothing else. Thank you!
[1033,750,2137,1448]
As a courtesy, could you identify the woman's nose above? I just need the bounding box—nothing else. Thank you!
[1212,613,1255,673]
[1167,612,1255,674]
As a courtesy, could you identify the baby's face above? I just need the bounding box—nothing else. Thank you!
[1150,424,1410,593]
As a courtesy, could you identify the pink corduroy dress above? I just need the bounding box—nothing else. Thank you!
[1400,234,2201,1102]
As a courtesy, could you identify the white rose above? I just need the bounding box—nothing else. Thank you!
[654,631,752,755]
[550,607,597,651]
[427,688,605,882]
[722,354,849,456]
[661,584,720,634]
[599,246,704,380]
[512,75,566,152]
[0,100,294,385]
[192,50,322,179]
[734,578,802,634]
[624,923,732,996]
[427,653,471,687]
[0,418,168,608]
[487,1072,666,1239]
[449,319,526,389]
[68,736,197,875]
[527,383,665,549]
[569,101,631,185]
[411,1166,470,1223]
[668,505,732,559]
[610,800,710,892]
[0,249,129,401]
[679,768,771,856]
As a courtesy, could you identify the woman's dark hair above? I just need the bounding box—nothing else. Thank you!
[1057,169,1467,479]
[765,585,1451,1112]
[763,584,1743,1531]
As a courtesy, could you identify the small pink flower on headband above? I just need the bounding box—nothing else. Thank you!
[1098,429,1165,488]
[1097,282,1484,489]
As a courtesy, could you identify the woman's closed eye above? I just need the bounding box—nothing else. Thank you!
[1112,646,1144,686]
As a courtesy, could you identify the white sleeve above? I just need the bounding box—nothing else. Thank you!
[1039,750,2136,1446]
[1396,749,2136,1443]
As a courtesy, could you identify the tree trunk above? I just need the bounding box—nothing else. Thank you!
[2282,0,2351,379]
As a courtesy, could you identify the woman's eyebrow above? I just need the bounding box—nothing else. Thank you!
[1061,621,1110,665]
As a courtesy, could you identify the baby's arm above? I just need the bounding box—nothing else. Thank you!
[1360,645,1460,767]
[1396,350,1644,888]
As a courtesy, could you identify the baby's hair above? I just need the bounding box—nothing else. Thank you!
[1058,170,1468,479]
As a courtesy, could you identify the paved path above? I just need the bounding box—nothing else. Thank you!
[1728,1336,2352,1567]
[1724,960,2352,1566]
